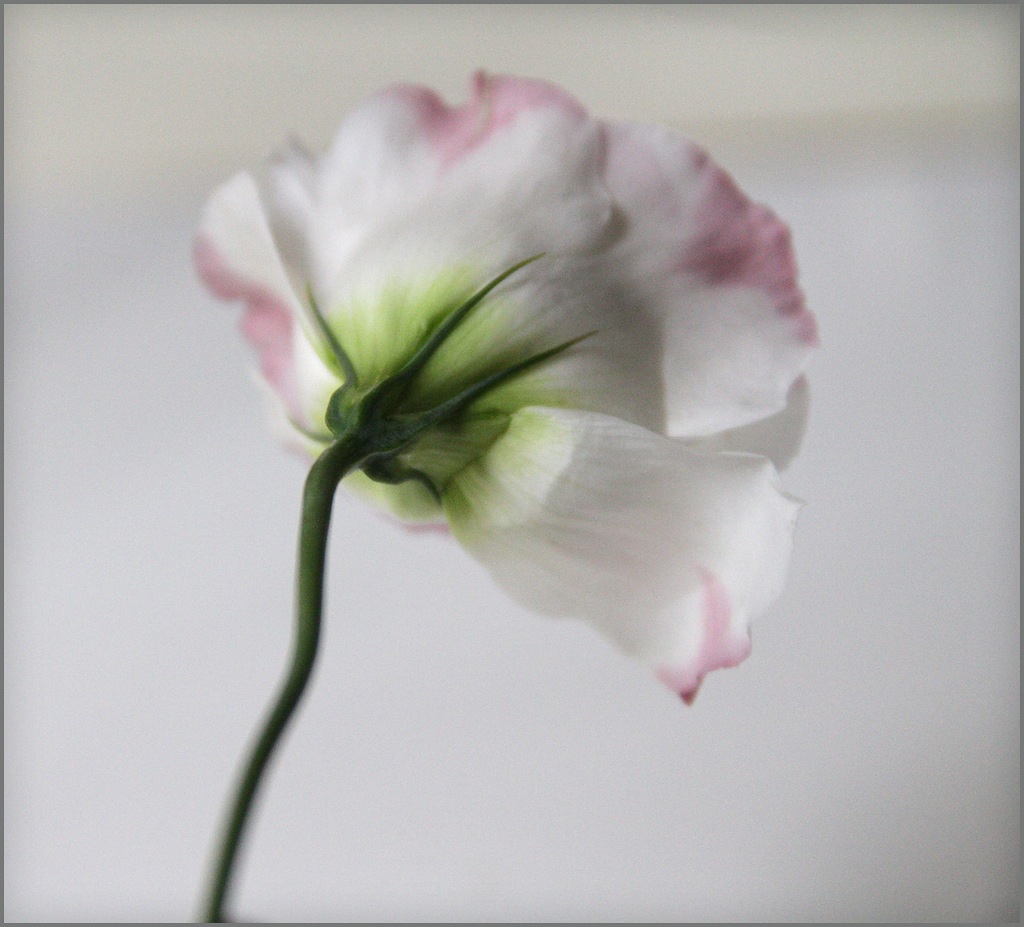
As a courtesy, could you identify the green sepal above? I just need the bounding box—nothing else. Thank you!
[361,455,443,503]
[305,284,359,388]
[394,329,596,434]
[362,254,544,418]
[311,255,595,502]
[288,415,333,445]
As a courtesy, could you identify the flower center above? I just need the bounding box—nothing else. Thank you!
[311,256,593,503]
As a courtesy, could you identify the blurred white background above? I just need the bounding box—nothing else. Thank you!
[5,5,1019,922]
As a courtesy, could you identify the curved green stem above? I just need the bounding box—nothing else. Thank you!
[201,437,362,923]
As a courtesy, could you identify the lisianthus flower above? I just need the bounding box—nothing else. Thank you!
[195,72,817,703]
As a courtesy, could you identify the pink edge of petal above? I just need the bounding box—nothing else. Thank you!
[193,235,306,424]
[379,510,452,536]
[403,522,452,536]
[655,569,752,705]
[386,71,588,169]
[677,152,819,348]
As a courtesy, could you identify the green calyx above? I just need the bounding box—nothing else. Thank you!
[312,255,593,502]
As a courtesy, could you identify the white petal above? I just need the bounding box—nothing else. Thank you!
[688,375,811,471]
[445,407,800,702]
[250,374,325,459]
[258,138,318,283]
[278,76,668,432]
[308,74,613,321]
[294,74,667,430]
[195,172,340,431]
[195,174,308,419]
[195,172,307,324]
[602,122,817,437]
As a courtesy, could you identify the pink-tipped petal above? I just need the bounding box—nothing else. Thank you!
[380,83,483,170]
[472,71,588,147]
[398,520,452,536]
[317,71,594,224]
[447,408,799,699]
[194,173,319,426]
[679,152,817,346]
[309,74,612,343]
[194,236,300,415]
[384,71,589,170]
[655,570,753,704]
[601,122,817,438]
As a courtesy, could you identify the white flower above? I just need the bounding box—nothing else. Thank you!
[195,72,817,703]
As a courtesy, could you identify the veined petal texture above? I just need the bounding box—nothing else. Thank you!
[446,407,800,702]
